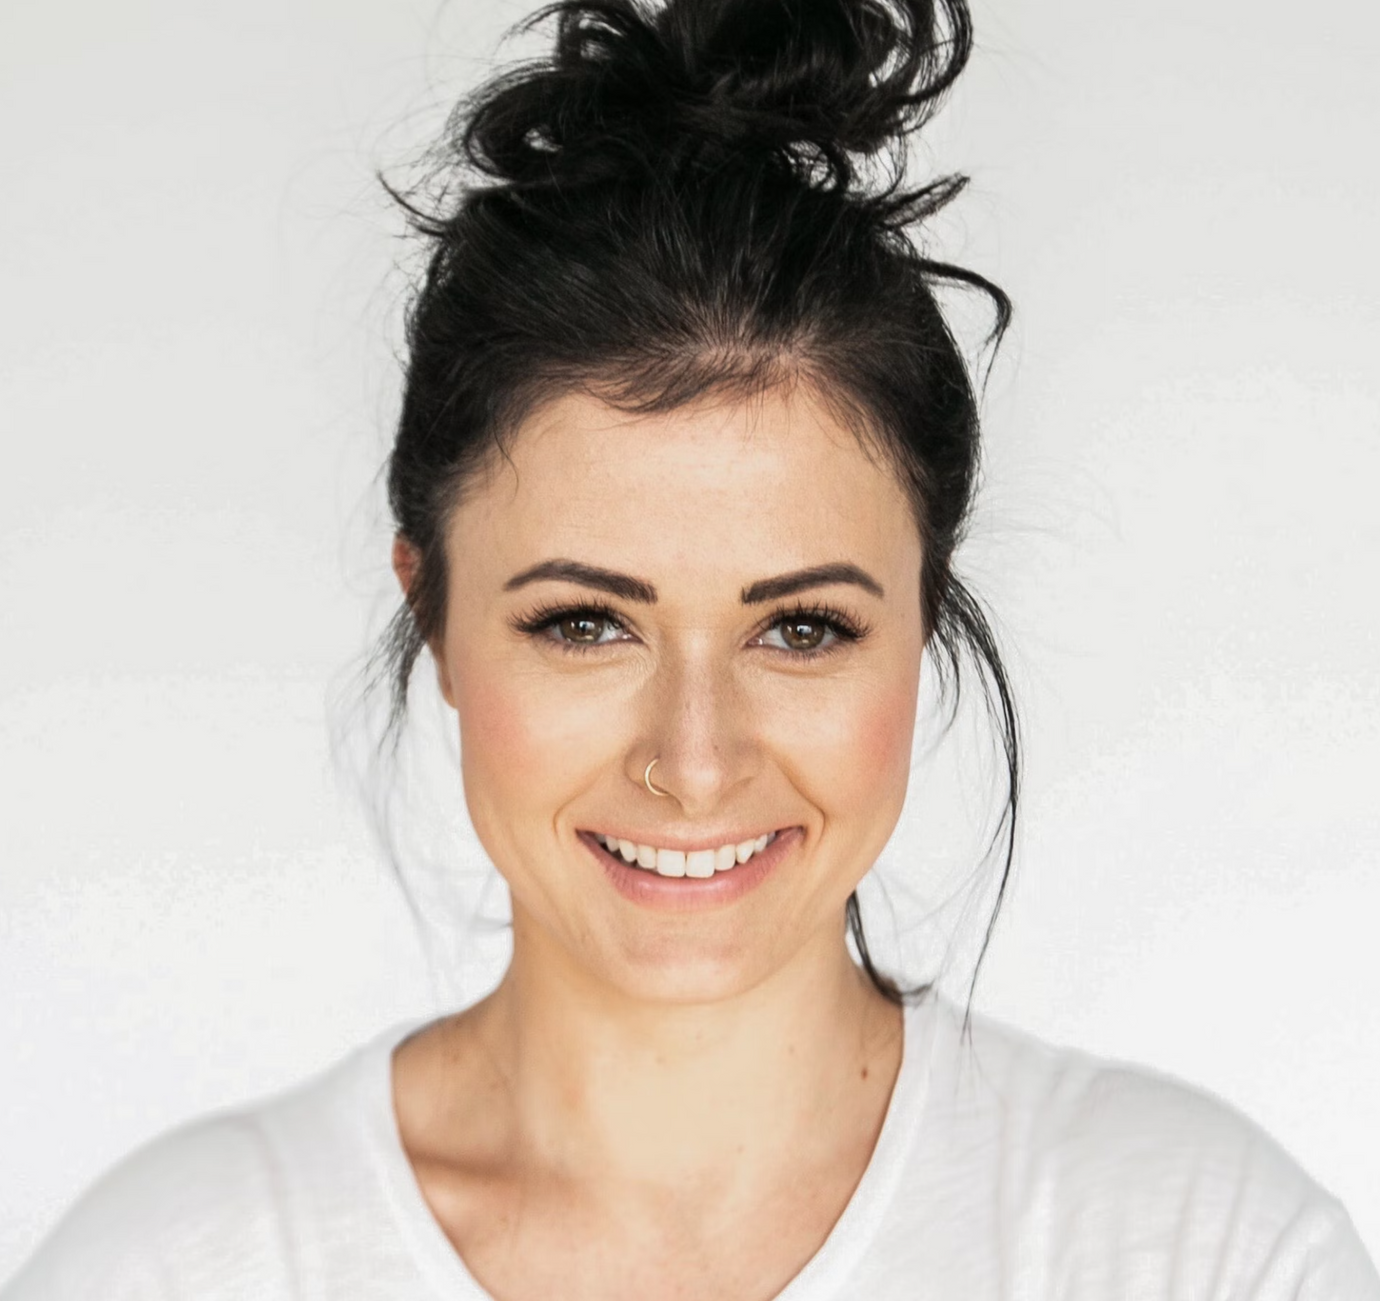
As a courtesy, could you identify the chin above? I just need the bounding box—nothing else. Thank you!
[595,929,785,1007]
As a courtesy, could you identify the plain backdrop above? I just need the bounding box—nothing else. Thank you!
[2,0,1377,1280]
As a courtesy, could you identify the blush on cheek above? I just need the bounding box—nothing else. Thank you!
[452,675,573,877]
[851,689,918,790]
[803,671,920,827]
[872,698,915,764]
[452,670,620,823]
[455,676,540,768]
[454,678,580,823]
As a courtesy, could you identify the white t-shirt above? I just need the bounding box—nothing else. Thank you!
[5,991,1378,1299]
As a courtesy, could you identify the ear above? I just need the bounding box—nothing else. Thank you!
[391,533,420,602]
[391,534,456,710]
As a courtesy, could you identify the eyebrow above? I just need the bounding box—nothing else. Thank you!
[740,562,884,604]
[502,559,884,604]
[503,559,657,604]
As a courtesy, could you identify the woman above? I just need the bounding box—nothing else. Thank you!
[5,0,1377,1297]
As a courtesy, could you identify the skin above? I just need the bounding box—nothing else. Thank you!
[390,379,927,1301]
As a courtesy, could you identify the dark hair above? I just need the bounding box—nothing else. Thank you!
[372,0,1018,1030]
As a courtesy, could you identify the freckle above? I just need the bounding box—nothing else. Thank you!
[860,1065,869,1080]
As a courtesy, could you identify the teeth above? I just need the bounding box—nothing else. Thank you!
[595,830,782,875]
[655,849,686,877]
[684,849,715,878]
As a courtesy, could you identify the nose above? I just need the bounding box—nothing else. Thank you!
[634,645,752,815]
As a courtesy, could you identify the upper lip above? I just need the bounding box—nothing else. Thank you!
[580,827,794,853]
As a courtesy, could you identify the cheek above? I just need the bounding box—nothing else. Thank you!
[772,667,920,822]
[867,686,919,771]
[449,655,618,826]
[837,684,918,800]
[454,672,537,772]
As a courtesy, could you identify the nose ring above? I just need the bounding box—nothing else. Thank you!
[644,757,670,798]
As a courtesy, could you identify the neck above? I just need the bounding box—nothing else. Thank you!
[462,913,904,1195]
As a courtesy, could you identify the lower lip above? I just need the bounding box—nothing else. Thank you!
[578,827,803,910]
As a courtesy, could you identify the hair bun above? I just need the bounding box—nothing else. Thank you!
[464,0,971,190]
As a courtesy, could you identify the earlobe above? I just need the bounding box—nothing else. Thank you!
[391,534,420,602]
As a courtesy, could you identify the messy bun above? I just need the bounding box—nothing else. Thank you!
[465,0,970,193]
[376,0,1016,1025]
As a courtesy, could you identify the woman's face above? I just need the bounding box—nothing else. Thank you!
[409,382,925,1004]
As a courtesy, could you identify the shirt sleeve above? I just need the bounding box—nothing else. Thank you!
[1023,1054,1380,1301]
[0,1114,297,1301]
[1284,1202,1380,1301]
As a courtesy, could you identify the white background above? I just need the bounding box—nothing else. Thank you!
[2,0,1377,1280]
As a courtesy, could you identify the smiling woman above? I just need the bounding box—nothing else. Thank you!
[4,0,1379,1298]
[392,387,929,1011]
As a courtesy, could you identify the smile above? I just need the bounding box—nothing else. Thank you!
[587,831,779,878]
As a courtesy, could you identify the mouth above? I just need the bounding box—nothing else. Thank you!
[577,825,803,909]
[583,829,780,878]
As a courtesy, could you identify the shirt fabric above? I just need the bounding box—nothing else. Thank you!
[5,990,1378,1300]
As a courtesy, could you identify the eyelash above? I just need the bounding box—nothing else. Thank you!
[509,599,871,660]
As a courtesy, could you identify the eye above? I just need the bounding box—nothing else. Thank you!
[767,617,832,653]
[553,612,620,645]
[510,601,631,652]
[755,604,868,658]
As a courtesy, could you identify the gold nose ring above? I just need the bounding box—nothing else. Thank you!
[644,757,670,798]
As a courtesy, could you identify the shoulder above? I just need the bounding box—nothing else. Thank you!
[2,1111,291,1299]
[2,1028,402,1301]
[934,998,1327,1201]
[911,997,1380,1297]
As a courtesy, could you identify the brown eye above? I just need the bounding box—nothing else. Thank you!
[558,615,606,643]
[779,619,826,651]
[512,603,629,651]
[757,606,864,657]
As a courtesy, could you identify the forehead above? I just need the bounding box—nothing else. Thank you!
[449,383,920,592]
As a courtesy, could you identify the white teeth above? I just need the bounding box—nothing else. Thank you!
[685,849,715,878]
[655,849,686,877]
[596,831,783,874]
